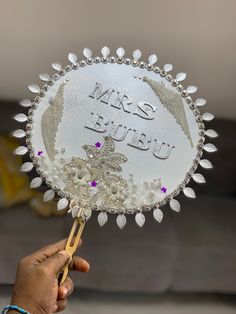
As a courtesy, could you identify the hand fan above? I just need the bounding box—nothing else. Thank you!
[13,46,217,283]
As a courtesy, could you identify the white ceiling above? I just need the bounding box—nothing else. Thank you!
[0,0,235,119]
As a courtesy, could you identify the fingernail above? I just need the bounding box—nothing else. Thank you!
[53,304,58,312]
[63,288,68,296]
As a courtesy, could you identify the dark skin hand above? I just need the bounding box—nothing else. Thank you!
[9,239,90,314]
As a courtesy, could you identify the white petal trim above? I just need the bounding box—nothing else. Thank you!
[116,214,127,229]
[135,212,145,227]
[153,208,163,223]
[98,212,108,227]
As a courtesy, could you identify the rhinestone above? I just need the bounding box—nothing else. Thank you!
[199,130,205,136]
[172,79,178,86]
[139,61,145,68]
[194,109,200,115]
[59,69,65,76]
[110,57,116,63]
[146,64,153,70]
[54,185,59,192]
[53,74,60,80]
[72,63,78,69]
[58,190,64,196]
[190,103,196,109]
[87,58,93,64]
[65,192,71,198]
[160,70,166,77]
[102,57,108,63]
[95,56,101,63]
[196,116,202,122]
[153,66,160,73]
[80,60,86,66]
[177,84,183,91]
[66,65,72,71]
[166,74,173,81]
[124,58,131,64]
[173,190,179,196]
[186,96,192,103]
[132,60,138,66]
[198,122,205,129]
[117,57,124,63]
[43,84,49,91]
[33,159,38,165]
[39,90,45,97]
[48,79,54,86]
[181,90,188,97]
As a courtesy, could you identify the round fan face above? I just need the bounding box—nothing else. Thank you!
[15,48,217,224]
[29,60,202,214]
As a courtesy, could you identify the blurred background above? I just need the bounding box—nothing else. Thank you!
[0,0,236,313]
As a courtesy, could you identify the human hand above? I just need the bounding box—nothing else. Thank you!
[9,238,90,314]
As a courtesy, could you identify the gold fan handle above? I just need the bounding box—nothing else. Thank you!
[59,217,86,285]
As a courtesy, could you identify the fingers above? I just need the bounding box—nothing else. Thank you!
[40,250,70,275]
[69,256,90,273]
[58,277,74,299]
[29,238,82,264]
[53,299,68,313]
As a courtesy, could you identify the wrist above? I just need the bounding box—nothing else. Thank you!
[10,295,46,314]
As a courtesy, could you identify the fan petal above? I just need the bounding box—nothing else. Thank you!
[83,48,92,59]
[183,187,196,198]
[199,159,213,169]
[14,113,27,122]
[169,199,181,212]
[204,143,217,153]
[21,162,33,172]
[12,129,26,138]
[176,72,186,81]
[57,198,68,210]
[101,46,110,58]
[153,208,163,223]
[43,189,55,202]
[148,54,157,65]
[15,146,28,155]
[30,177,43,188]
[116,214,127,229]
[98,212,108,227]
[192,173,206,183]
[20,99,32,108]
[68,52,78,65]
[116,47,125,58]
[133,49,142,60]
[135,212,145,227]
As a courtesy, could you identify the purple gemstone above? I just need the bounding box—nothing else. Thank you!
[95,142,102,148]
[161,186,167,193]
[90,181,97,187]
[37,150,43,156]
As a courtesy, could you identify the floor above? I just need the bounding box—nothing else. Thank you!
[1,286,236,314]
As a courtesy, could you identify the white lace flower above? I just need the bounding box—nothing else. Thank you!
[71,167,91,186]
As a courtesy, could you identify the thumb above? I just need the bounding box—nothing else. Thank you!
[41,250,70,275]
